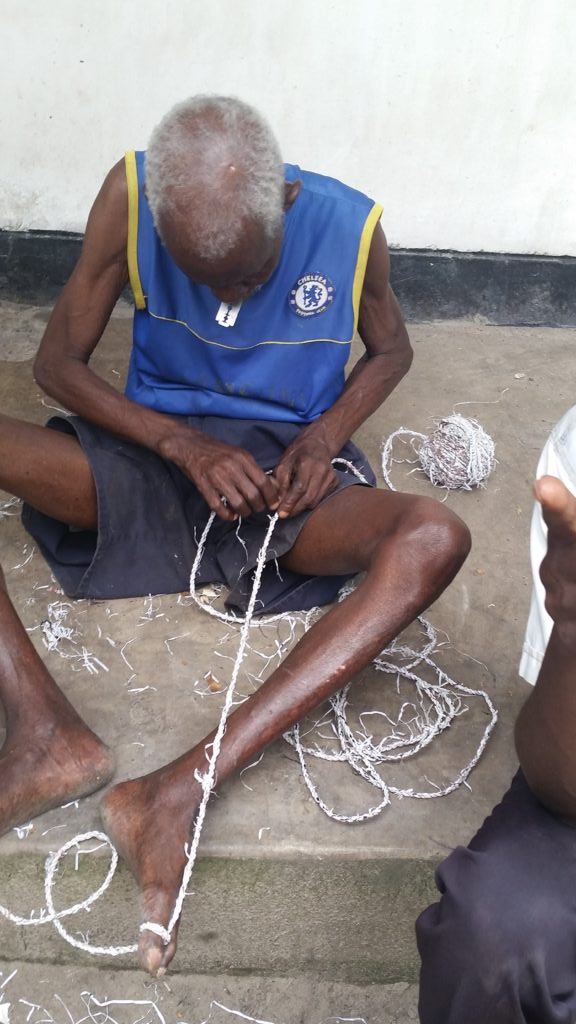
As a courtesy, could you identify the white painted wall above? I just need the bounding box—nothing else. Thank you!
[1,0,575,255]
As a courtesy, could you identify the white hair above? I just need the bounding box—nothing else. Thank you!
[145,95,285,262]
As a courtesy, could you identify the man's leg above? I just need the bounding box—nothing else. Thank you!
[0,561,114,835]
[0,413,97,529]
[101,486,471,976]
[418,478,576,1024]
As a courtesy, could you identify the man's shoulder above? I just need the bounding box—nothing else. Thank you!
[286,163,376,213]
[100,158,129,208]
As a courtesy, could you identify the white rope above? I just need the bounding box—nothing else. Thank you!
[0,453,497,960]
[188,514,287,627]
[381,415,495,492]
[285,620,497,822]
[381,428,427,491]
[142,512,279,942]
[0,830,137,955]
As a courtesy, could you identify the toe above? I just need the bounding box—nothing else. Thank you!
[139,927,179,976]
[138,886,182,976]
[139,934,166,977]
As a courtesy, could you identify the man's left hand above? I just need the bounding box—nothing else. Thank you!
[273,433,338,518]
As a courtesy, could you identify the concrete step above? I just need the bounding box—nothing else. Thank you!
[0,962,419,1024]
[0,307,547,984]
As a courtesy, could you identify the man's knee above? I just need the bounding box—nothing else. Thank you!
[401,497,471,575]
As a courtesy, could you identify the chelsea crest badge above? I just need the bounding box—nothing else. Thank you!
[289,273,335,318]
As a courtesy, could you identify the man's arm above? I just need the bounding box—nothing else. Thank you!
[34,162,277,521]
[274,223,412,517]
[515,476,576,823]
[34,160,176,451]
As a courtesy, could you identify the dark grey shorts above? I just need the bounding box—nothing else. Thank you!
[22,415,376,614]
[417,770,576,1023]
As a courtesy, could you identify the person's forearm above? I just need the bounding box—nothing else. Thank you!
[34,355,193,456]
[302,346,412,457]
[515,625,576,821]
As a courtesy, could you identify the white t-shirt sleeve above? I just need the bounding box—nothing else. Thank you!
[519,405,576,684]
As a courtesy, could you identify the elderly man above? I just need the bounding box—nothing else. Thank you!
[0,96,470,975]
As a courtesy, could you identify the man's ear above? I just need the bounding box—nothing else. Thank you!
[284,179,302,211]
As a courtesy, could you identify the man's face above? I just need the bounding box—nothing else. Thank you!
[159,211,283,306]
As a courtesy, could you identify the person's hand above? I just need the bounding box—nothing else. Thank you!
[536,475,576,649]
[273,432,338,519]
[159,427,279,521]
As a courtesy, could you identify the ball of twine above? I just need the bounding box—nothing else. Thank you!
[418,414,495,490]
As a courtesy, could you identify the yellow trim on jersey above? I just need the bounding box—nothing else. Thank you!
[352,202,383,331]
[147,309,352,350]
[125,151,146,310]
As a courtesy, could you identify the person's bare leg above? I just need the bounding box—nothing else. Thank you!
[0,562,114,834]
[101,487,471,976]
[0,413,97,529]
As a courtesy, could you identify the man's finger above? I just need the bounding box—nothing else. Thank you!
[535,475,576,543]
[278,475,308,518]
[202,483,237,521]
[227,469,266,515]
[285,470,337,518]
[242,459,281,510]
[221,483,253,519]
[273,456,295,504]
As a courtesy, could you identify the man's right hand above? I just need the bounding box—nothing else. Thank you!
[159,428,280,521]
[515,474,576,821]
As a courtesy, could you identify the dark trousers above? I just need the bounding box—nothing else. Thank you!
[417,771,576,1023]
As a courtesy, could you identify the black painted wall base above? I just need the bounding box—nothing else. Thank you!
[1,229,575,327]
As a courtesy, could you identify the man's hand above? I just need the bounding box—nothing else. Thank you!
[536,475,576,650]
[159,428,279,521]
[273,430,338,519]
[515,474,576,822]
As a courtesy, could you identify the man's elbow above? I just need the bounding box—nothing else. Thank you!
[400,340,413,375]
[394,331,413,379]
[33,348,66,397]
[33,351,54,392]
[515,718,576,824]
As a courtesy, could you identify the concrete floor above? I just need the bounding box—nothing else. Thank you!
[0,300,574,1020]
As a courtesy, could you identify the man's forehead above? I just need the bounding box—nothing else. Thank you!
[161,207,276,280]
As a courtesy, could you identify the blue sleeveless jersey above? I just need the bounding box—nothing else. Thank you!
[124,150,382,423]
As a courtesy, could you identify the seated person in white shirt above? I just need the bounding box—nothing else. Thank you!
[417,405,576,1024]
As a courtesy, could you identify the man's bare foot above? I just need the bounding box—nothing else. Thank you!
[0,716,114,838]
[101,766,202,976]
[0,567,115,837]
